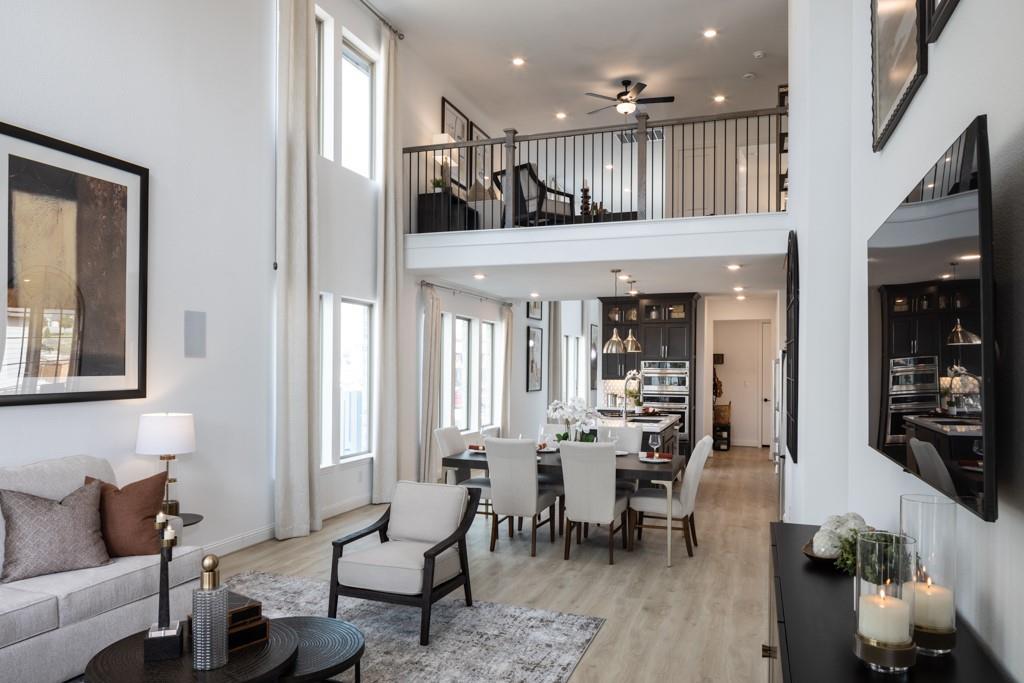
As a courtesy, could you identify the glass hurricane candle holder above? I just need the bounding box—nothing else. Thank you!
[853,531,917,674]
[901,494,957,655]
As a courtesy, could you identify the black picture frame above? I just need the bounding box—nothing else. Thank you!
[0,121,148,407]
[526,300,543,320]
[589,323,598,389]
[926,0,960,42]
[871,0,928,152]
[784,230,799,462]
[526,326,543,392]
[469,122,492,191]
[441,97,469,190]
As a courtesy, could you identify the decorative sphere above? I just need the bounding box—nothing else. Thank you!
[202,554,219,571]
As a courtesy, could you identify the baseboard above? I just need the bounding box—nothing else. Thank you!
[321,493,372,520]
[204,524,275,557]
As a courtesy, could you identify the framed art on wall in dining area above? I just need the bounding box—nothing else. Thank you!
[870,0,928,151]
[527,326,543,392]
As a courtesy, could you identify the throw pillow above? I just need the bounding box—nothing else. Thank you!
[85,471,168,557]
[0,481,109,583]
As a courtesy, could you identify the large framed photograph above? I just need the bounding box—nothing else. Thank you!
[589,323,598,389]
[871,0,928,151]
[441,97,469,190]
[526,326,543,392]
[1,122,148,406]
[926,0,960,42]
[469,122,494,191]
[526,300,543,320]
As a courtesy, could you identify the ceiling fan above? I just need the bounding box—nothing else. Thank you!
[585,79,675,115]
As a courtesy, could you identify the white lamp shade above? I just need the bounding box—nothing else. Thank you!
[136,413,196,455]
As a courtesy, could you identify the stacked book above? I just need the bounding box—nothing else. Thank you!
[226,592,269,652]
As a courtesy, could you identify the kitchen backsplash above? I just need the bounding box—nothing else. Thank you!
[603,380,625,406]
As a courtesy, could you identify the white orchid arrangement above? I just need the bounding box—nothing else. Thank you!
[547,398,599,442]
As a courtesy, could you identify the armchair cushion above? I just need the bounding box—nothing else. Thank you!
[337,541,461,595]
[388,481,468,544]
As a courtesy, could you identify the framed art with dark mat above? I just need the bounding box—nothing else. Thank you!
[527,326,543,392]
[871,0,928,151]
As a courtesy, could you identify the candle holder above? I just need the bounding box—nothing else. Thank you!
[145,516,184,662]
[901,494,957,655]
[853,531,917,674]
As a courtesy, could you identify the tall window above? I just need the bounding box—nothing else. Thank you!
[313,7,334,160]
[452,317,471,431]
[340,42,373,177]
[562,335,586,401]
[320,295,373,467]
[479,322,494,427]
[440,314,497,432]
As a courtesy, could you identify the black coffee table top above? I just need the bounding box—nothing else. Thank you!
[85,620,299,683]
[278,617,365,682]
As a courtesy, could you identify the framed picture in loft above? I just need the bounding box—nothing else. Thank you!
[526,300,543,320]
[870,0,928,151]
[441,97,469,190]
[0,121,148,406]
[926,0,960,42]
[469,122,494,191]
[526,326,543,393]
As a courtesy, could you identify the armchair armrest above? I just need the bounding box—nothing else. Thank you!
[424,488,482,559]
[546,186,575,200]
[332,508,390,553]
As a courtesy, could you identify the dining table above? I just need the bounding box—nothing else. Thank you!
[442,448,686,567]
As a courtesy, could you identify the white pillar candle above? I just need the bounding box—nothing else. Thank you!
[913,579,955,631]
[156,511,167,524]
[858,589,912,645]
[163,527,176,541]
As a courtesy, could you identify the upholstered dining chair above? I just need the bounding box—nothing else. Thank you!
[629,435,712,559]
[559,442,630,564]
[909,438,959,499]
[435,426,491,516]
[601,424,644,493]
[329,481,481,645]
[485,438,562,556]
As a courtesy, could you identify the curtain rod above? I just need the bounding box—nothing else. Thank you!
[420,280,511,307]
[358,0,404,39]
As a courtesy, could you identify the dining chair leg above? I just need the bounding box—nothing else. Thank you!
[608,522,615,565]
[690,513,698,547]
[564,520,574,560]
[637,512,644,540]
[576,519,582,544]
[584,522,589,539]
[549,504,556,543]
[620,510,628,550]
[490,512,498,552]
[518,517,523,532]
[558,496,565,537]
[683,514,694,557]
[508,515,514,538]
[530,514,538,557]
[627,509,635,552]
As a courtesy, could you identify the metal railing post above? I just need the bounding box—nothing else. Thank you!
[503,128,517,230]
[636,113,648,220]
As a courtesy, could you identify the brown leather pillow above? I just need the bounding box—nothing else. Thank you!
[85,471,168,557]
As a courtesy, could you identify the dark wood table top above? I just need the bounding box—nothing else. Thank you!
[179,513,204,527]
[771,522,1012,682]
[278,617,364,683]
[443,449,683,483]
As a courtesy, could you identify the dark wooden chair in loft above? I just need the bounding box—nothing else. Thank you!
[328,481,481,645]
[492,162,575,227]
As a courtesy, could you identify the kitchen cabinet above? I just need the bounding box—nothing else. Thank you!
[640,298,688,323]
[889,315,940,358]
[640,324,690,361]
[601,322,640,379]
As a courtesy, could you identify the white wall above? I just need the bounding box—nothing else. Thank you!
[713,320,770,448]
[0,0,277,555]
[508,300,550,439]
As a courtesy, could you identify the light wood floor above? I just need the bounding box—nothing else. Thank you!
[221,446,779,682]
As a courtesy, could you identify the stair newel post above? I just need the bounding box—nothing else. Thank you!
[636,112,648,221]
[503,128,517,230]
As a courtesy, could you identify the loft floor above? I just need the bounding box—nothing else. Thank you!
[221,446,778,682]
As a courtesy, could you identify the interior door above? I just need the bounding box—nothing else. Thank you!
[761,321,774,447]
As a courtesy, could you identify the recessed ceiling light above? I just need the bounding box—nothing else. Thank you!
[926,182,935,188]
[736,295,747,301]
[511,57,525,66]
[529,292,540,298]
[618,273,631,281]
[473,273,486,280]
[944,156,952,163]
[713,94,726,103]
[628,287,639,296]
[555,112,567,120]
[959,254,981,261]
[727,264,742,271]
[940,273,953,280]
[623,187,631,193]
[605,164,614,170]
[752,50,766,60]
[738,166,747,173]
[742,72,757,80]
[703,28,718,38]
[22,278,31,283]
[733,286,745,292]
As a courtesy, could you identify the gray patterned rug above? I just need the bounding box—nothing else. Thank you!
[225,570,603,682]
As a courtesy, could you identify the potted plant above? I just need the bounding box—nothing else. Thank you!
[547,398,599,442]
[430,178,446,193]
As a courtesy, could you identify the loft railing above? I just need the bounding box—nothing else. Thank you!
[403,106,788,234]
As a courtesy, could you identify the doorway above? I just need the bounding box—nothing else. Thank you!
[712,319,773,449]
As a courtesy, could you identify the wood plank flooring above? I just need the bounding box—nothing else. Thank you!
[220,446,778,682]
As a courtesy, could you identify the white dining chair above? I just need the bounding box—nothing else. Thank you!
[559,442,630,565]
[909,438,958,499]
[485,438,561,556]
[601,425,644,493]
[629,435,712,560]
[435,426,491,516]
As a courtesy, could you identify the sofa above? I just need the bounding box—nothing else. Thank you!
[0,455,202,682]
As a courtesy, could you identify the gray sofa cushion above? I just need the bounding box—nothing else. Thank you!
[0,455,115,570]
[0,585,58,648]
[8,544,202,627]
[0,482,110,583]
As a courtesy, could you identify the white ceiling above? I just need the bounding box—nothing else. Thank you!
[380,0,789,134]
[422,253,786,302]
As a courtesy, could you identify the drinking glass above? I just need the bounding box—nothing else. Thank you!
[649,434,662,453]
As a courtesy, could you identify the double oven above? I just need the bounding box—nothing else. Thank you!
[885,356,939,445]
[641,360,689,444]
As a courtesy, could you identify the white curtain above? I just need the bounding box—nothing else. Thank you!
[547,301,562,404]
[372,24,403,503]
[273,0,321,539]
[500,303,513,437]
[418,285,442,482]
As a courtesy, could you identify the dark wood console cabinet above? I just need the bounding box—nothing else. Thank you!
[768,522,1010,682]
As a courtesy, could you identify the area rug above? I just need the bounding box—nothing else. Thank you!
[225,570,603,682]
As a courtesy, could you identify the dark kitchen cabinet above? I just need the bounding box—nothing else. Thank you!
[890,315,941,358]
[601,322,640,379]
[640,298,689,323]
[641,324,690,361]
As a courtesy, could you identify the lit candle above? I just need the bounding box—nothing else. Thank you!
[156,511,167,524]
[913,578,955,631]
[163,527,176,541]
[858,587,912,645]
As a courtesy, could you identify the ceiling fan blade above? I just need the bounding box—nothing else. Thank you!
[587,104,617,115]
[584,92,618,101]
[628,81,647,99]
[635,96,675,104]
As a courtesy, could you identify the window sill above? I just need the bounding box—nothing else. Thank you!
[320,453,374,471]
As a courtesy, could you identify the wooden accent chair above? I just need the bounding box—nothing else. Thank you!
[492,162,575,226]
[484,438,563,556]
[328,481,481,645]
[629,435,712,559]
[559,442,631,564]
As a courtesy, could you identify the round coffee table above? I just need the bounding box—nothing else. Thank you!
[85,619,299,683]
[277,617,365,682]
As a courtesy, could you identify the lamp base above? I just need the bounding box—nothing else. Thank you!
[853,633,916,674]
[144,621,184,662]
[915,626,956,656]
[161,499,180,516]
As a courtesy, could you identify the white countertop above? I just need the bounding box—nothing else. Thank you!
[596,414,680,433]
[904,415,982,438]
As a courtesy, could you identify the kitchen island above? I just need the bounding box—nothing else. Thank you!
[904,414,984,504]
[597,413,680,454]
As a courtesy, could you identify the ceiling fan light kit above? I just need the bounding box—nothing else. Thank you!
[585,79,676,116]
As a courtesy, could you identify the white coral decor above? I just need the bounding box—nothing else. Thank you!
[547,398,598,440]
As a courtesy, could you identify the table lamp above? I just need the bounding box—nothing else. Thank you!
[136,413,196,515]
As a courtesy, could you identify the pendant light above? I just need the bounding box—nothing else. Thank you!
[602,269,642,354]
[622,279,642,352]
[947,318,982,346]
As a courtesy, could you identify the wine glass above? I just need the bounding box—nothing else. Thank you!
[648,433,662,454]
[537,426,548,450]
